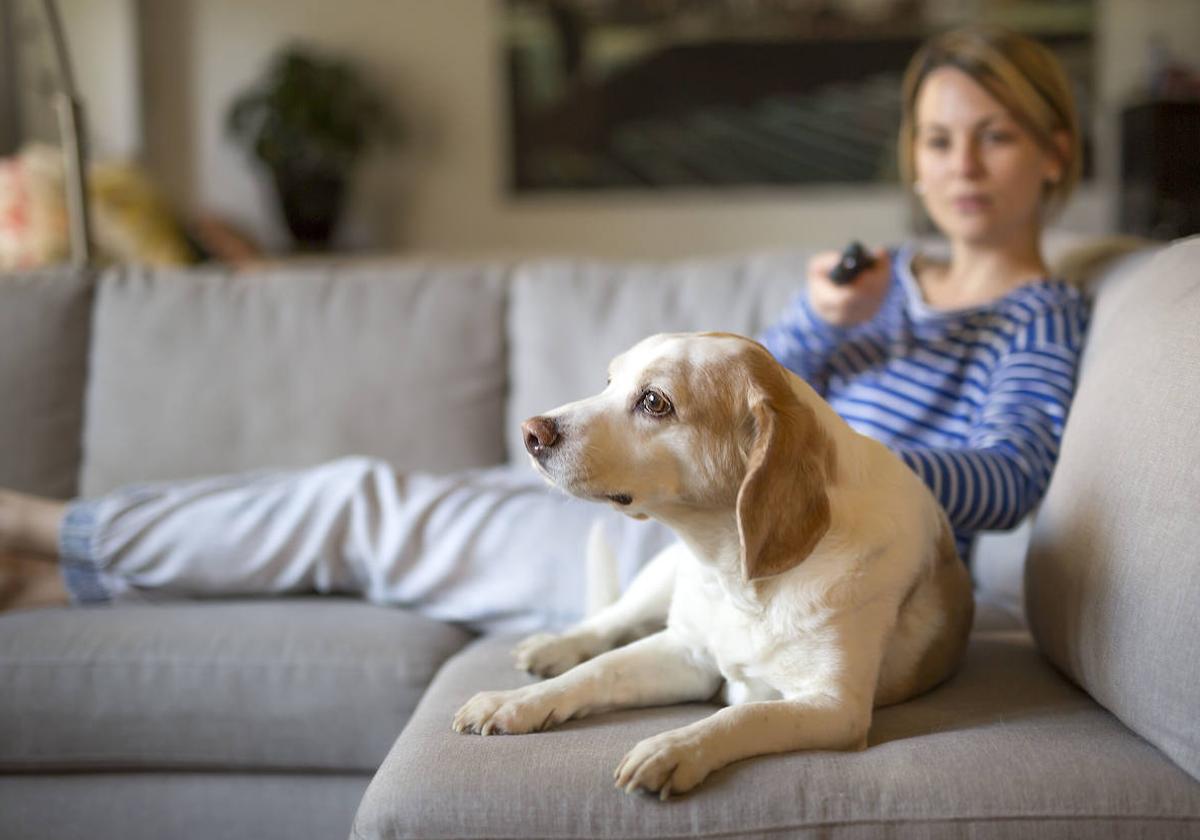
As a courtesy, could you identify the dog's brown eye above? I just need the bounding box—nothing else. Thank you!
[639,389,673,417]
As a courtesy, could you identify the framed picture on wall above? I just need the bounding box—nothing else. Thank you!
[501,0,1095,194]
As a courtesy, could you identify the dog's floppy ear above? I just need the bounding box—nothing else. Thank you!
[736,375,833,581]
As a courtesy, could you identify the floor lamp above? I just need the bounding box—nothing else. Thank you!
[40,0,91,267]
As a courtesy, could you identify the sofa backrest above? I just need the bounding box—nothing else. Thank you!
[1026,235,1200,782]
[505,250,812,463]
[0,269,93,499]
[79,262,509,496]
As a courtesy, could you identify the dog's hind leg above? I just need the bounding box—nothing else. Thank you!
[513,540,682,677]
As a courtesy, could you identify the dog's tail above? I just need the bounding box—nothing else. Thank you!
[585,518,621,617]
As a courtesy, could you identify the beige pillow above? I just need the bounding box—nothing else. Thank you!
[1026,236,1200,781]
[81,262,508,496]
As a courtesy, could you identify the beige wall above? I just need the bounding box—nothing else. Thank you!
[63,0,141,159]
[123,0,1197,260]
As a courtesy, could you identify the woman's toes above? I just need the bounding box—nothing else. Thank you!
[0,489,67,555]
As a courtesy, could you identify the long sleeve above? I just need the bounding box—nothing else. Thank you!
[891,312,1088,536]
[758,244,1089,561]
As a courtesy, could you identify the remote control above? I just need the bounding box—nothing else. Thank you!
[828,240,877,286]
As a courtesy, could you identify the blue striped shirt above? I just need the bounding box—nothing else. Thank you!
[758,245,1090,562]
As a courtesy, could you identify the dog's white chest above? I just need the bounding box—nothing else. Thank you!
[708,625,785,705]
[720,674,782,705]
[671,565,793,704]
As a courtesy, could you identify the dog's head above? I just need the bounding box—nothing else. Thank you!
[522,332,835,580]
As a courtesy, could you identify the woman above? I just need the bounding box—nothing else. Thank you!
[762,24,1086,562]
[0,26,1088,629]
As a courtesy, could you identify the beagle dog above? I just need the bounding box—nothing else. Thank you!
[453,332,973,799]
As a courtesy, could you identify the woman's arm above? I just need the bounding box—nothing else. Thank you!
[890,314,1088,533]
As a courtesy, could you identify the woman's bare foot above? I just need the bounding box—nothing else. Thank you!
[0,490,69,611]
[0,488,67,556]
[0,549,69,611]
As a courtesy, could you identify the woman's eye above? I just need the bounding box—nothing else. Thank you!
[639,390,673,417]
[984,131,1013,144]
[923,135,950,150]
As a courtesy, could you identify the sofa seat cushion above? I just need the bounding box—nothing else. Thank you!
[0,599,473,772]
[354,632,1200,840]
[0,771,369,840]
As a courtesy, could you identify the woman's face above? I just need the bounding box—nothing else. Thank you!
[913,66,1064,247]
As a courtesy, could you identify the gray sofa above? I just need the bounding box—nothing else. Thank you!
[1,235,1197,839]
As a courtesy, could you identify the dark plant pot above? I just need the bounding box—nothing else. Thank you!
[271,165,348,251]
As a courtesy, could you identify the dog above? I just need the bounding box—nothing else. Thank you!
[453,331,974,799]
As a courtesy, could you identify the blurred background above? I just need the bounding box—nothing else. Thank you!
[1,0,1197,265]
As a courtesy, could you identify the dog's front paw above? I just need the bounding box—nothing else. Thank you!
[614,729,714,800]
[512,631,606,677]
[452,687,563,736]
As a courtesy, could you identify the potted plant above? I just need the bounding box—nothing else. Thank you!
[226,45,399,251]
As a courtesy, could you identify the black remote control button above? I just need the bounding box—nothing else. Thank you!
[828,241,877,286]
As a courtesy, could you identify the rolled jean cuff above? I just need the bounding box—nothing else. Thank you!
[58,499,113,604]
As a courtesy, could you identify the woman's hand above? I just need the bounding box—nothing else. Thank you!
[806,247,891,327]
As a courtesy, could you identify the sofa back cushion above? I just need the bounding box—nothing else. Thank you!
[0,269,93,498]
[506,251,811,463]
[1025,236,1200,782]
[81,263,508,496]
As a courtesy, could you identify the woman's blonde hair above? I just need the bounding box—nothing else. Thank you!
[898,25,1082,214]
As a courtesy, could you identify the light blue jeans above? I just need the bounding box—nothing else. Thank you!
[58,457,677,634]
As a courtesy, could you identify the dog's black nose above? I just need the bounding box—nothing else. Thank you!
[522,416,559,457]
